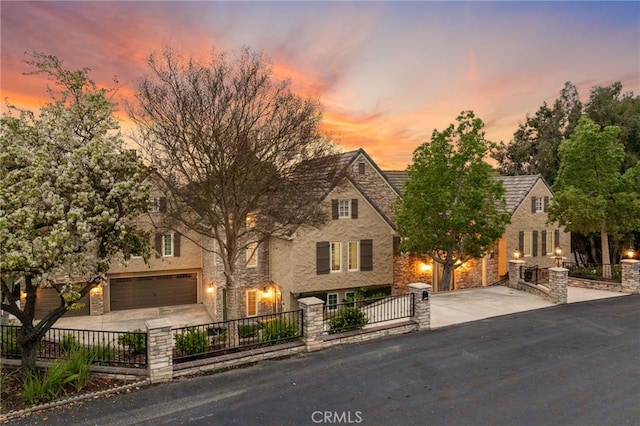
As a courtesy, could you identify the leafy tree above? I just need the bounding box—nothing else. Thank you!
[548,117,640,277]
[0,54,151,372]
[493,82,582,185]
[129,47,341,319]
[394,111,511,291]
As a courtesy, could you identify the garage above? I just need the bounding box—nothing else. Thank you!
[34,286,91,320]
[109,273,198,311]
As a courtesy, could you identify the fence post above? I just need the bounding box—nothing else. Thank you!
[547,267,568,304]
[146,318,173,384]
[509,260,525,289]
[89,284,104,316]
[408,283,431,331]
[298,297,324,352]
[621,259,640,294]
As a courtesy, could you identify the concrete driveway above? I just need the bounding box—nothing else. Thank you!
[50,285,628,332]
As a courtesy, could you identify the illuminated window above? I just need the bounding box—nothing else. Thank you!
[545,231,554,255]
[348,241,359,271]
[247,290,258,316]
[331,242,341,272]
[246,242,258,268]
[246,212,257,229]
[523,232,532,257]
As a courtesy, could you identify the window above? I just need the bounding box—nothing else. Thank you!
[545,231,554,255]
[247,290,258,316]
[531,196,549,213]
[348,241,359,271]
[535,197,544,213]
[331,242,341,272]
[523,232,532,257]
[155,232,180,258]
[345,291,355,305]
[358,162,365,174]
[332,199,358,220]
[148,197,166,213]
[246,242,258,268]
[246,212,257,229]
[338,200,351,218]
[327,293,338,311]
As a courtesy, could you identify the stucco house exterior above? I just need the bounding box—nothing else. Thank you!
[387,172,571,292]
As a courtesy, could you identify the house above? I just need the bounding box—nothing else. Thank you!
[387,172,571,292]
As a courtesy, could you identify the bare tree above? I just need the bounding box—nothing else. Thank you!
[129,47,342,319]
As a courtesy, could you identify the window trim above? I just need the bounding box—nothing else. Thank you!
[246,289,258,317]
[338,199,351,219]
[163,233,174,257]
[523,231,532,257]
[348,241,359,271]
[534,197,544,213]
[327,293,339,311]
[246,242,258,268]
[545,230,554,256]
[330,242,342,272]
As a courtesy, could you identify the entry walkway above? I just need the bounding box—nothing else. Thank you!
[50,285,628,332]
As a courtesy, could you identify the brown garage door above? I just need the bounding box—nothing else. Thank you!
[109,273,197,311]
[34,287,91,320]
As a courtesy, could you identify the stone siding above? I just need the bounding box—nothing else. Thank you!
[568,278,624,292]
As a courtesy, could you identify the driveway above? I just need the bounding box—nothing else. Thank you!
[49,285,628,332]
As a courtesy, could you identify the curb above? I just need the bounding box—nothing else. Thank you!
[0,379,151,422]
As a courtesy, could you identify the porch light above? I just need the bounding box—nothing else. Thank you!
[513,249,521,260]
[554,247,562,257]
[206,283,215,294]
[626,248,636,259]
[418,262,432,273]
[90,285,103,296]
[261,286,273,300]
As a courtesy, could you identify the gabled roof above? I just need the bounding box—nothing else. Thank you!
[381,171,550,216]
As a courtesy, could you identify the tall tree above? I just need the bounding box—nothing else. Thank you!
[548,116,639,277]
[129,47,341,320]
[492,82,582,185]
[0,54,151,371]
[394,111,511,291]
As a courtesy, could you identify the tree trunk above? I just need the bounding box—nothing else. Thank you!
[601,226,612,279]
[441,265,453,292]
[18,328,39,373]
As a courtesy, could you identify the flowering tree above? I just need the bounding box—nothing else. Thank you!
[0,54,151,371]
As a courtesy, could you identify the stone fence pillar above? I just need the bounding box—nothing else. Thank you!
[621,259,640,294]
[146,318,173,384]
[408,283,431,331]
[547,267,568,304]
[509,260,525,289]
[298,297,324,352]
[89,284,104,316]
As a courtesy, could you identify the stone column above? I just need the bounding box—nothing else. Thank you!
[146,318,173,384]
[547,267,568,304]
[408,283,431,331]
[621,259,640,294]
[509,260,525,289]
[298,297,324,352]
[90,285,104,316]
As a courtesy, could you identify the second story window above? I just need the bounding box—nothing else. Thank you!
[330,242,341,272]
[155,232,180,258]
[246,242,258,268]
[332,199,358,220]
[532,196,549,213]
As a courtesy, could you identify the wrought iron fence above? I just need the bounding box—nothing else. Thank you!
[323,293,414,335]
[564,263,622,282]
[0,325,147,367]
[520,265,549,285]
[172,309,303,363]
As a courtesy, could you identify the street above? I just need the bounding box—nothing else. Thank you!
[8,295,640,426]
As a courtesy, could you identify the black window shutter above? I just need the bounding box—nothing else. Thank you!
[173,233,181,257]
[555,229,560,248]
[543,196,549,212]
[360,239,373,271]
[531,197,536,213]
[332,200,339,220]
[316,242,330,275]
[518,231,524,253]
[155,233,162,258]
[541,230,547,255]
[351,199,358,219]
[159,197,167,213]
[393,236,401,254]
[532,231,538,256]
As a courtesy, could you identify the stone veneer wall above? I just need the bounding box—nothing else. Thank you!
[568,278,624,292]
[392,253,433,294]
[350,157,400,222]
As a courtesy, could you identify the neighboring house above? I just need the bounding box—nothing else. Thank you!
[387,172,571,292]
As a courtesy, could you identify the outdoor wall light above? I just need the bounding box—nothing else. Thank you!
[206,283,215,294]
[513,249,521,260]
[418,262,432,273]
[90,285,103,296]
[554,247,562,257]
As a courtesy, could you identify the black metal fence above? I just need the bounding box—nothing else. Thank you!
[564,263,622,282]
[323,293,414,335]
[172,309,303,363]
[0,325,147,367]
[520,265,549,285]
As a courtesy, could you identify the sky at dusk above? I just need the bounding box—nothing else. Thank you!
[2,1,639,170]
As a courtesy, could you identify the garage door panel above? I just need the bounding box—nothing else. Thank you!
[110,274,197,311]
[34,287,90,320]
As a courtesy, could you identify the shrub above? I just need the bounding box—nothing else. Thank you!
[21,355,89,404]
[64,350,93,391]
[328,307,368,334]
[174,327,209,355]
[60,334,80,353]
[118,329,146,354]
[238,324,261,338]
[261,318,299,343]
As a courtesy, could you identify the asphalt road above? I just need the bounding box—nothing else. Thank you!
[8,296,640,426]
